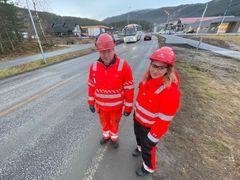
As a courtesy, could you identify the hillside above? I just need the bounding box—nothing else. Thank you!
[103,0,240,24]
[17,7,106,32]
[0,2,104,56]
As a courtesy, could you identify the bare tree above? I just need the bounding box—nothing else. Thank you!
[0,0,8,4]
[0,19,15,51]
[5,29,15,50]
[0,33,4,53]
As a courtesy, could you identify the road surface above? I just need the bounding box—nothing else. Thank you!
[0,38,158,180]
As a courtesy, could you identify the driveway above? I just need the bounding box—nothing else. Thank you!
[161,34,240,60]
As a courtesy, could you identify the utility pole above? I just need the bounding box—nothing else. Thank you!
[217,0,233,34]
[196,3,208,35]
[164,10,170,34]
[26,0,47,63]
[32,0,48,44]
[193,3,207,61]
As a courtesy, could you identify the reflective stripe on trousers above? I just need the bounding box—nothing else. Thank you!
[134,119,157,172]
[98,108,122,141]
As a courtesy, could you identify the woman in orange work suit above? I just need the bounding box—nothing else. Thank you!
[133,47,181,176]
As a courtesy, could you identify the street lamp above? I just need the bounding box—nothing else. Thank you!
[196,3,208,35]
[217,0,233,34]
[164,10,170,24]
[164,10,171,34]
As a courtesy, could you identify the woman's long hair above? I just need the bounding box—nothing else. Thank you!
[142,64,177,87]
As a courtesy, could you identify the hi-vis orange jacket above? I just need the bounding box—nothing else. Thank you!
[88,55,134,112]
[134,74,180,143]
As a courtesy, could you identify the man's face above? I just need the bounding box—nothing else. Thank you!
[99,48,115,65]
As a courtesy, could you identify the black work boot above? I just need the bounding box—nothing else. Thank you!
[112,140,119,149]
[132,148,141,157]
[136,166,150,177]
[100,137,109,145]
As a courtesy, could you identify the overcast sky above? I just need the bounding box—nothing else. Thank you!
[16,0,211,21]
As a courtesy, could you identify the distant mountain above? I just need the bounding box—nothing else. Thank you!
[103,0,240,24]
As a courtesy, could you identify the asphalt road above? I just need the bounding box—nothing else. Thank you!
[161,34,240,60]
[0,44,94,70]
[0,37,158,180]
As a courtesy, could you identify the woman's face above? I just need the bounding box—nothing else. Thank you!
[149,60,168,79]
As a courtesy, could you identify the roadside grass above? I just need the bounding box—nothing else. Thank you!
[156,34,166,46]
[195,35,240,43]
[49,37,95,45]
[167,60,240,179]
[0,42,67,62]
[154,34,240,179]
[0,46,96,79]
[0,37,96,61]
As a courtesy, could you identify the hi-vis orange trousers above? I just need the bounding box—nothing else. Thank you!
[97,108,122,142]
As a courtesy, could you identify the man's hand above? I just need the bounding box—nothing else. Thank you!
[123,112,130,116]
[89,105,95,113]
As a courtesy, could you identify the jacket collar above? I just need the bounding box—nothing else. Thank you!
[147,76,164,87]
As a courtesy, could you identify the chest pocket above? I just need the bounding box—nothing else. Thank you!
[141,84,166,108]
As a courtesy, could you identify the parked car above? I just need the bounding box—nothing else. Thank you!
[144,33,152,41]
[113,33,124,45]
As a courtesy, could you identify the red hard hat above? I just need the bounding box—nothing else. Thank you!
[150,47,176,66]
[95,33,115,51]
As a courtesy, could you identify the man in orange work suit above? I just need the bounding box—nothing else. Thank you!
[88,33,134,148]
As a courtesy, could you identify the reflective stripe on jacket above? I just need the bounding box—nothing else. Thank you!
[88,54,134,112]
[135,73,180,142]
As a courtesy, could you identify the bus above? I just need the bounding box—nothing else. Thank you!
[122,24,142,43]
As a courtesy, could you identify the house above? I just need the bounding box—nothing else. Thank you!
[209,16,240,33]
[179,16,227,33]
[80,25,110,37]
[179,17,223,25]
[51,23,82,37]
[183,16,240,34]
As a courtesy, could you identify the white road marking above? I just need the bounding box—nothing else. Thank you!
[83,145,108,180]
